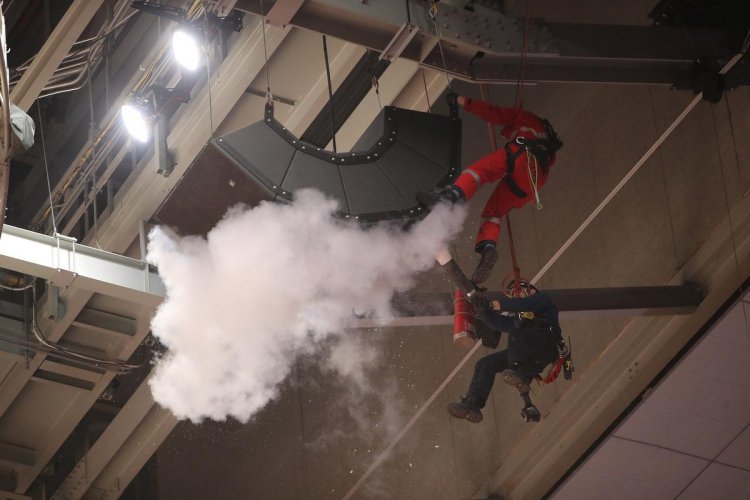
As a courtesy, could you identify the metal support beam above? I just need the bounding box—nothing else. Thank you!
[0,225,165,307]
[266,0,306,28]
[236,1,746,86]
[426,23,740,85]
[235,0,539,61]
[51,378,161,500]
[10,0,105,111]
[0,442,35,468]
[72,308,138,337]
[349,285,705,328]
[0,491,29,500]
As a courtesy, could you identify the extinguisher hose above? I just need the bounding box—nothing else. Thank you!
[440,259,477,298]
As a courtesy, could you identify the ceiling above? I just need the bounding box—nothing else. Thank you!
[0,0,746,499]
[553,289,750,499]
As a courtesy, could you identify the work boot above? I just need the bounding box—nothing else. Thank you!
[472,245,498,284]
[501,369,530,393]
[416,186,462,208]
[446,394,483,423]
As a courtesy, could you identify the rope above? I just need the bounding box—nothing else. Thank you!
[514,0,533,109]
[322,35,337,153]
[260,0,272,101]
[541,356,564,384]
[420,68,432,112]
[525,151,542,209]
[36,100,58,234]
[428,1,451,90]
[203,0,215,136]
[712,96,750,346]
[479,83,522,292]
[343,41,750,500]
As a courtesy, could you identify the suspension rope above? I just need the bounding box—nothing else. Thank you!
[428,1,451,91]
[36,100,58,234]
[260,0,272,102]
[420,68,432,112]
[343,37,750,500]
[203,0,215,136]
[322,35,338,153]
[713,75,750,346]
[480,81,522,292]
[86,56,102,248]
[514,0,533,109]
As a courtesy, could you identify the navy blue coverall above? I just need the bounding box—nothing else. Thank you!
[469,292,561,408]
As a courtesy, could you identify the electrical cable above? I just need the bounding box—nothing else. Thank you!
[0,279,139,372]
[27,285,140,373]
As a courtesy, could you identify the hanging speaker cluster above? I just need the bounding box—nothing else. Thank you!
[156,103,461,235]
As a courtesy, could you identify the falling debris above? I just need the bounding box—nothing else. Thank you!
[147,189,466,422]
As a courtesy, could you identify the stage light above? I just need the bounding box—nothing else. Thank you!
[121,102,151,143]
[172,29,201,71]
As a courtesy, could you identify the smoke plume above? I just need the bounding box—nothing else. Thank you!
[147,189,465,422]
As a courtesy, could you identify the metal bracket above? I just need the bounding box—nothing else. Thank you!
[42,285,65,321]
[155,115,174,177]
[380,23,419,62]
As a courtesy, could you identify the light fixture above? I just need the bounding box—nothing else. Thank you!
[120,101,152,143]
[172,28,201,71]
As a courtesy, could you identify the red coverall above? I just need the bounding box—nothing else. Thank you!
[455,98,557,249]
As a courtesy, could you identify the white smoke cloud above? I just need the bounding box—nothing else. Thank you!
[147,189,466,423]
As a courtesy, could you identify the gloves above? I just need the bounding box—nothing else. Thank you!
[467,288,492,321]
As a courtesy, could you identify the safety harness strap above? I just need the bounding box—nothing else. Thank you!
[503,119,563,199]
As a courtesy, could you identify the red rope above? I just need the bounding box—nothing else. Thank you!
[479,84,522,293]
[505,215,522,291]
[540,356,564,384]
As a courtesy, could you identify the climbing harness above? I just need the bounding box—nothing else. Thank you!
[540,336,573,384]
[502,119,563,206]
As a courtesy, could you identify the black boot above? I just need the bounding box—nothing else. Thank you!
[472,244,498,284]
[446,394,483,423]
[501,369,530,393]
[416,186,463,208]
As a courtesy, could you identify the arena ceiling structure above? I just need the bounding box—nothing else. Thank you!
[0,1,747,498]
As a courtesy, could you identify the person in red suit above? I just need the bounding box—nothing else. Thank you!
[419,94,562,284]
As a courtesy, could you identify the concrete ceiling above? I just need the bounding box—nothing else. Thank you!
[0,0,747,499]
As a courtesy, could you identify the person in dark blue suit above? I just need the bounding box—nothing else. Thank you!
[447,281,564,424]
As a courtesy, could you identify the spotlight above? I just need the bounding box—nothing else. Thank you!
[120,100,152,143]
[172,28,201,71]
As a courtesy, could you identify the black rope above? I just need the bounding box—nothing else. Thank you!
[322,35,337,153]
[405,0,411,24]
